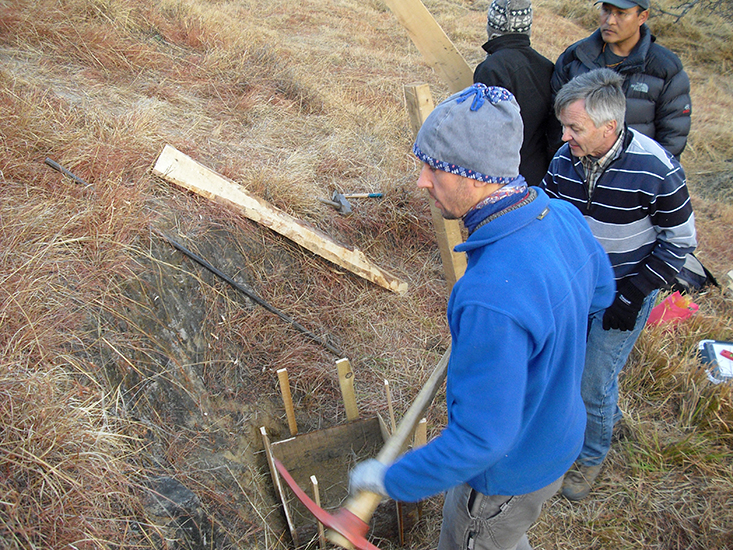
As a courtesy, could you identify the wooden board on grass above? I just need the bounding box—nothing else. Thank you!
[152,145,408,295]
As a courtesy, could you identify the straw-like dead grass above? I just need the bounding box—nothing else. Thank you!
[2,0,733,548]
[0,366,145,549]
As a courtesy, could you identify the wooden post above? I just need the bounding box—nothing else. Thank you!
[413,417,427,448]
[336,358,360,421]
[384,379,397,434]
[412,417,428,521]
[277,368,298,436]
[404,83,466,292]
[404,83,435,138]
[310,475,327,549]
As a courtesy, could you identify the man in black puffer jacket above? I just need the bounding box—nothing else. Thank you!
[550,0,691,159]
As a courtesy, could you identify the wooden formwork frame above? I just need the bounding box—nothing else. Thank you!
[261,358,425,549]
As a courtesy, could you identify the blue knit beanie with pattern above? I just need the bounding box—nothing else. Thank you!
[413,84,522,184]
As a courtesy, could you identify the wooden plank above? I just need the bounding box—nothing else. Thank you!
[152,145,408,295]
[270,417,386,533]
[383,0,473,94]
[404,84,466,292]
[336,358,360,421]
[260,426,299,547]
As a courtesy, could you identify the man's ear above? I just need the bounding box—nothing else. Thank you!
[638,9,650,26]
[604,119,618,138]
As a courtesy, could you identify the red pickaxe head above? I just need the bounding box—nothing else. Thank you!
[273,457,381,550]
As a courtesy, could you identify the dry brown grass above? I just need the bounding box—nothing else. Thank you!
[0,367,147,549]
[2,0,733,548]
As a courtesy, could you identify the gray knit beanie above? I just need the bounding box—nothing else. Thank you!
[413,84,522,184]
[486,0,533,40]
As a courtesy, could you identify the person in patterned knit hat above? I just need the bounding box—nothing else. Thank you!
[474,0,555,187]
[349,83,615,550]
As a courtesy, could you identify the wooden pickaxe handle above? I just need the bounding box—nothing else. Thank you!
[326,345,451,548]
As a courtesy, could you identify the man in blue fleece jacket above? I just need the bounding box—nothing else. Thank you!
[349,83,615,550]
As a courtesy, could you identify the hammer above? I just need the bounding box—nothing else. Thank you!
[319,191,383,215]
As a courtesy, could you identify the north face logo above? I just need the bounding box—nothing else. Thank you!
[630,82,649,94]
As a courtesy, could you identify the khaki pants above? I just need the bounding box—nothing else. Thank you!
[437,476,562,550]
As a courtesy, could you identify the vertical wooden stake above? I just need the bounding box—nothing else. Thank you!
[336,358,360,421]
[277,368,298,436]
[413,417,428,448]
[404,83,466,293]
[404,83,436,138]
[384,379,397,434]
[413,417,428,521]
[384,379,409,546]
[311,475,327,549]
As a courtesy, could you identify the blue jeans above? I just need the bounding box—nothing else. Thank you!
[577,290,659,467]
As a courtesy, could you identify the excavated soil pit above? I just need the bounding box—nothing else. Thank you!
[263,417,418,549]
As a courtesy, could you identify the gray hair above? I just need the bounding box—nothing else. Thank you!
[554,68,626,133]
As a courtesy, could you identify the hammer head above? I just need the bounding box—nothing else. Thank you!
[331,191,353,215]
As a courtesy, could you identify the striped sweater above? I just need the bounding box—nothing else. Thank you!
[541,128,697,297]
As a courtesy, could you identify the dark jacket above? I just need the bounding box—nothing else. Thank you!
[474,34,555,187]
[550,25,691,158]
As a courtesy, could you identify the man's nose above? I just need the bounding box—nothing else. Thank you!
[561,128,572,142]
[416,165,433,188]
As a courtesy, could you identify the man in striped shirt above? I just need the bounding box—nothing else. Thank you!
[541,68,697,501]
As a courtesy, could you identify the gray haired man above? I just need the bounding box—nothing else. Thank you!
[542,68,697,500]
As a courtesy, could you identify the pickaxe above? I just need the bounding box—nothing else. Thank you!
[274,346,450,549]
[318,191,383,216]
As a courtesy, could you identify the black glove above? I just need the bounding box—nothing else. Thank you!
[602,282,646,331]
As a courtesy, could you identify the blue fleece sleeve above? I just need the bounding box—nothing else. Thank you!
[382,306,529,503]
[589,230,616,315]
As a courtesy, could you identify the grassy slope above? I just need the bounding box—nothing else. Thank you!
[1,0,732,548]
